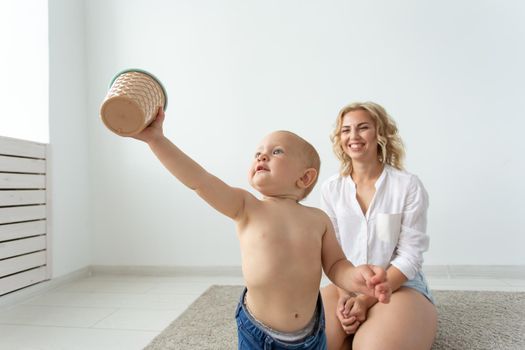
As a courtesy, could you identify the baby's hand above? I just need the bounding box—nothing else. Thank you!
[354,264,391,303]
[131,106,165,143]
[337,294,370,334]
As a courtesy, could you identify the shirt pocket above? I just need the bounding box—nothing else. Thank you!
[375,213,402,243]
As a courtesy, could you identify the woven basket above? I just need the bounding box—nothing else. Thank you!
[100,69,168,136]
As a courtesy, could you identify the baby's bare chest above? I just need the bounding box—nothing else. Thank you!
[240,206,323,247]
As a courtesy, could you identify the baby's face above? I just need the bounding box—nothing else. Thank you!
[248,131,307,197]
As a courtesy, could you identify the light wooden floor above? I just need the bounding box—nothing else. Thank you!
[0,271,524,349]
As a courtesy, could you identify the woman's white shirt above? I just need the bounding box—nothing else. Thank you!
[320,165,429,280]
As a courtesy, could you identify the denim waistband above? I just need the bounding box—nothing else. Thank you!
[235,288,325,348]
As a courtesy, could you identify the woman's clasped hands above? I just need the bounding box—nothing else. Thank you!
[337,293,376,334]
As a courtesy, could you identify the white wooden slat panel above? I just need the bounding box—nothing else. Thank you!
[0,173,46,189]
[0,190,46,206]
[0,236,46,260]
[0,136,49,297]
[0,221,46,241]
[0,136,46,159]
[0,267,47,296]
[0,155,46,173]
[0,206,46,224]
[0,251,46,277]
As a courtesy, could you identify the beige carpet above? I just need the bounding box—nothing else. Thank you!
[145,285,525,350]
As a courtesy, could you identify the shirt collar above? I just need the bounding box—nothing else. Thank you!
[345,164,388,190]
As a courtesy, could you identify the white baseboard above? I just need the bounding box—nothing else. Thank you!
[91,265,525,279]
[424,265,525,279]
[2,265,523,309]
[0,266,91,309]
[91,265,243,277]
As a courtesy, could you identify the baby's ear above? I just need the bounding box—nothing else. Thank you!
[297,168,318,189]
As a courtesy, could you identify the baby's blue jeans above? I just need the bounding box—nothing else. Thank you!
[235,288,327,350]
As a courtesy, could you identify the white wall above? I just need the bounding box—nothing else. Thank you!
[84,0,525,267]
[48,0,92,277]
[0,0,48,143]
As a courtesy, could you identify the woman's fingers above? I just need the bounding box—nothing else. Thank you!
[375,282,392,303]
[337,296,346,311]
[349,302,366,322]
[341,316,356,325]
[342,297,355,317]
[343,320,360,334]
[152,106,165,126]
[369,265,387,284]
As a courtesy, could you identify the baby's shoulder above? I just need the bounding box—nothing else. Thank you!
[299,204,331,223]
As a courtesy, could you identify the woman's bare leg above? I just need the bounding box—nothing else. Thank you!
[352,287,437,350]
[321,283,352,350]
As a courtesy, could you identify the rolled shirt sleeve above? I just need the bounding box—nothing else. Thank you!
[390,175,430,280]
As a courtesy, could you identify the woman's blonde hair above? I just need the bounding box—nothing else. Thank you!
[330,102,405,176]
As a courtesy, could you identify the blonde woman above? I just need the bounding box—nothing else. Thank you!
[320,102,437,350]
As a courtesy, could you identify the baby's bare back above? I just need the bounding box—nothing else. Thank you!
[237,198,326,333]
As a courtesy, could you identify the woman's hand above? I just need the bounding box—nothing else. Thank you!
[131,106,165,144]
[336,294,374,334]
[351,264,391,303]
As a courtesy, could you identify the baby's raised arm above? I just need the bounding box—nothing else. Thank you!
[132,108,248,220]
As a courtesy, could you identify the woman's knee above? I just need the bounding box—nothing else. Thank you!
[352,288,437,350]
